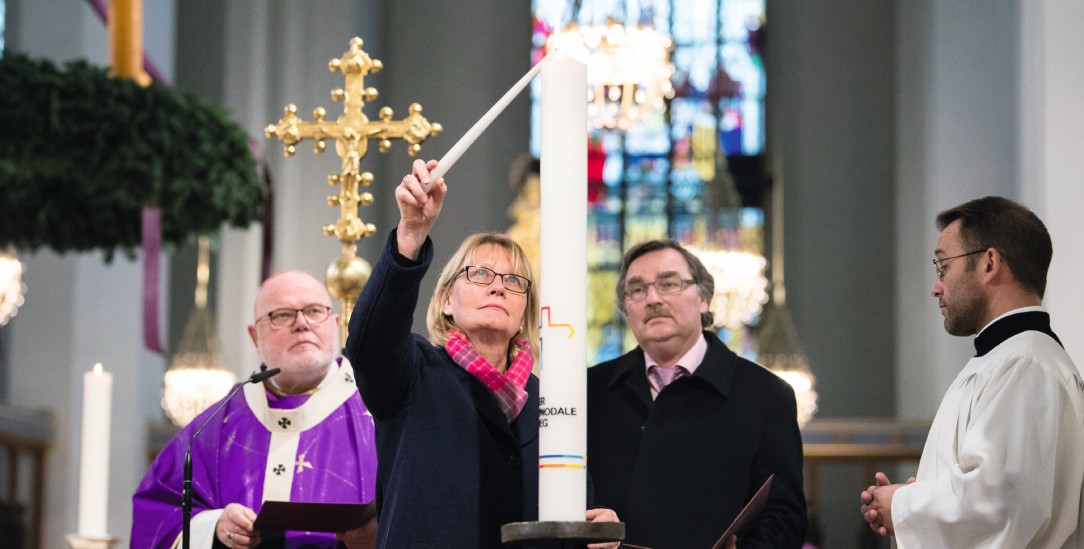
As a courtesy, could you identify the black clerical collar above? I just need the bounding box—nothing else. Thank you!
[974,311,1062,357]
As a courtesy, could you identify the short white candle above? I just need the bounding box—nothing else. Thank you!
[77,362,113,537]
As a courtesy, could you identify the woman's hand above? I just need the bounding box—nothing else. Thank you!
[586,507,620,549]
[396,158,447,260]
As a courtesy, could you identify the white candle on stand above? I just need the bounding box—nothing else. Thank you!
[77,362,113,537]
[538,51,588,521]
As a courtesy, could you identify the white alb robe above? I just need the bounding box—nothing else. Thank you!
[893,329,1084,548]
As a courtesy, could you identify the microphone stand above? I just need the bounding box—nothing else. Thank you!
[182,368,281,549]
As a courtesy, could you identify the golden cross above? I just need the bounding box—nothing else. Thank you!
[265,37,442,345]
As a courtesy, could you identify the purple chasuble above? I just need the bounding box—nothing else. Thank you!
[132,362,376,548]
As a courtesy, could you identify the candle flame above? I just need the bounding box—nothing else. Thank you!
[93,362,103,376]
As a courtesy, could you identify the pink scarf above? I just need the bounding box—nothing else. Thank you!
[445,330,533,422]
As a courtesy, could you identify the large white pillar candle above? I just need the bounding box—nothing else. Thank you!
[77,362,113,537]
[538,51,588,522]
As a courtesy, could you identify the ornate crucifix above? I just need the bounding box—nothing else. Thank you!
[265,37,442,345]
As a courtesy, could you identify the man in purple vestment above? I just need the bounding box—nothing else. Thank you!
[132,271,377,549]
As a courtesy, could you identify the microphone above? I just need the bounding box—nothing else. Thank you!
[182,368,281,549]
[248,367,282,384]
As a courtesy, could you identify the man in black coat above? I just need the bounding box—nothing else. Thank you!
[587,240,807,548]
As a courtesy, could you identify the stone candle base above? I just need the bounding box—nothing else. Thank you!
[64,534,119,549]
[501,520,624,547]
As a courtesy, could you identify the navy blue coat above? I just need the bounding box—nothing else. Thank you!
[587,334,807,548]
[346,233,539,548]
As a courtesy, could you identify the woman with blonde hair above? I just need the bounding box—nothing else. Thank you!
[345,159,615,548]
[424,231,540,371]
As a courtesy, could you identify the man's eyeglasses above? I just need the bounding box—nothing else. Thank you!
[457,266,532,294]
[256,305,333,328]
[933,250,985,281]
[624,276,697,303]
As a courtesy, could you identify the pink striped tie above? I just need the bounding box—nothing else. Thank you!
[650,365,684,393]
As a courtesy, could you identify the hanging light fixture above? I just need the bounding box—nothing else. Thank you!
[0,248,26,327]
[758,300,818,426]
[687,145,769,330]
[546,13,674,130]
[687,247,769,330]
[757,173,817,426]
[161,237,236,427]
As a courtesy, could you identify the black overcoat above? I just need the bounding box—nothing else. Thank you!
[346,232,539,548]
[587,334,807,548]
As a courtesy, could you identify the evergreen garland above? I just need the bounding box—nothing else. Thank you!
[0,53,262,258]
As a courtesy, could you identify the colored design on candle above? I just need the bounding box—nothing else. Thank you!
[540,306,575,338]
[539,454,586,469]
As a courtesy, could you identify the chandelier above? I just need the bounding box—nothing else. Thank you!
[0,248,26,326]
[758,177,817,426]
[161,237,235,426]
[687,247,769,329]
[546,19,674,130]
[758,299,818,426]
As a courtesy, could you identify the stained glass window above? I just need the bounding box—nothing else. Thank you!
[531,0,767,364]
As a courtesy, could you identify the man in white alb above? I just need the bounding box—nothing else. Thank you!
[859,196,1084,548]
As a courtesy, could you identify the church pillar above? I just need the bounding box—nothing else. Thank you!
[894,0,1021,419]
[1019,0,1084,365]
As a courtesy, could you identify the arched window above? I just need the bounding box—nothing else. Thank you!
[531,0,768,363]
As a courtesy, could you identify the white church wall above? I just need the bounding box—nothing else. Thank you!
[894,0,1021,420]
[1019,0,1084,368]
[8,252,80,546]
[767,0,898,419]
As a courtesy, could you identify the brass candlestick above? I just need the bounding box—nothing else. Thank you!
[265,37,442,345]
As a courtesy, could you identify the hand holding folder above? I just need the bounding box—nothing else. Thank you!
[254,500,376,534]
[621,475,774,549]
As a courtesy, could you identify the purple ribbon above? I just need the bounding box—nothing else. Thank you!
[142,208,164,354]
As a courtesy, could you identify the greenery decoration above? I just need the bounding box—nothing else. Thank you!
[0,53,262,259]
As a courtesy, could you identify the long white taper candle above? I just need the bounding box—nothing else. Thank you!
[538,51,588,521]
[426,54,554,185]
[77,362,113,537]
